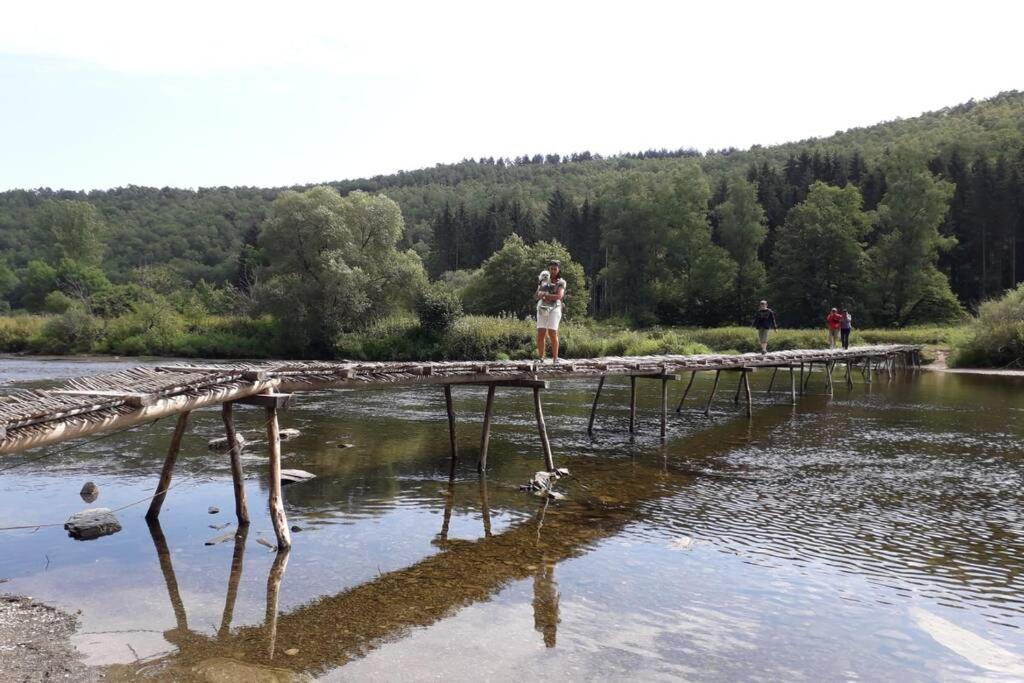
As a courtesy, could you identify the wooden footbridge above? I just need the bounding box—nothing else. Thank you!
[0,345,920,550]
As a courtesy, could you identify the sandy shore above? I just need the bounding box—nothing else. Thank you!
[0,594,96,682]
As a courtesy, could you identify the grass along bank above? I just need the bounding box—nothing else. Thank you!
[0,312,963,362]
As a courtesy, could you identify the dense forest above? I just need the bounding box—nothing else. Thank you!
[1,90,1023,343]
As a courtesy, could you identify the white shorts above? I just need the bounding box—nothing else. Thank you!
[536,305,562,330]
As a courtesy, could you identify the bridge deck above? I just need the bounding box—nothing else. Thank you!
[0,345,918,457]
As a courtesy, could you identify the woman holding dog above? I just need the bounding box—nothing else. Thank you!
[536,259,566,363]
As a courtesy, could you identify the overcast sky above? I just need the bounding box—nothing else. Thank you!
[1,0,1021,191]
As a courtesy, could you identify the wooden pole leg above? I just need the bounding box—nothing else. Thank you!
[733,374,744,405]
[478,384,496,473]
[629,376,637,433]
[766,367,778,394]
[588,376,605,434]
[444,385,458,475]
[265,406,292,550]
[743,371,753,417]
[704,370,721,417]
[660,377,668,439]
[533,387,556,471]
[146,411,190,521]
[790,366,796,404]
[222,402,250,526]
[676,371,696,412]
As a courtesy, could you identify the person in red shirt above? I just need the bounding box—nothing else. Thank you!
[826,308,843,348]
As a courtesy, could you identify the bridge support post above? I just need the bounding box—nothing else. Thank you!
[676,371,696,412]
[790,365,796,404]
[629,376,637,433]
[766,367,778,394]
[799,363,805,394]
[265,406,292,550]
[733,374,744,405]
[803,361,814,391]
[588,376,605,434]
[478,384,497,472]
[704,370,721,417]
[146,411,190,521]
[660,377,669,438]
[742,371,753,417]
[444,385,458,476]
[533,387,555,471]
[222,402,249,526]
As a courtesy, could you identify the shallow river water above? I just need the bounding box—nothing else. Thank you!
[1,357,1023,681]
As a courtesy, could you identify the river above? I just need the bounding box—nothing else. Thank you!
[1,357,1022,681]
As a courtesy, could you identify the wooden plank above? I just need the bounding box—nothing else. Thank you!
[237,393,295,410]
[464,379,549,389]
[49,389,158,408]
[156,366,268,381]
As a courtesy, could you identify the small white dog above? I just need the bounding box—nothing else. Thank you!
[537,270,555,311]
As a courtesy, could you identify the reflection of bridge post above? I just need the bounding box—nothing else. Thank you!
[265,548,290,660]
[145,517,189,634]
[479,475,492,538]
[532,561,560,648]
[218,525,249,638]
[436,475,456,545]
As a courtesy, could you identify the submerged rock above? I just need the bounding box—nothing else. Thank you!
[192,657,312,682]
[279,428,301,441]
[64,508,122,540]
[336,442,355,449]
[208,506,220,514]
[79,481,99,503]
[280,469,315,485]
[208,433,245,452]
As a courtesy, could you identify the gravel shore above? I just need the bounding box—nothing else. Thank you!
[0,594,96,682]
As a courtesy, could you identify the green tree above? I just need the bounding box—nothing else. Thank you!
[869,150,961,324]
[32,200,106,268]
[716,175,767,321]
[462,234,588,319]
[600,165,735,325]
[770,182,871,327]
[258,187,426,356]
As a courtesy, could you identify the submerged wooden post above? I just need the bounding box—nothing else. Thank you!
[444,385,458,472]
[588,376,605,434]
[629,375,637,433]
[265,406,292,550]
[660,377,668,439]
[478,384,497,472]
[766,367,779,394]
[704,370,721,417]
[222,402,250,526]
[146,411,190,521]
[676,371,696,412]
[789,365,796,404]
[533,387,556,471]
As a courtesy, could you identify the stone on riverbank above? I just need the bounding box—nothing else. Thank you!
[64,508,121,540]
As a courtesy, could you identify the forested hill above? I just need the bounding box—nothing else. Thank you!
[1,90,1023,324]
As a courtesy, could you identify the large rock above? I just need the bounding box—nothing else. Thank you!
[279,428,301,441]
[280,469,316,485]
[208,433,245,452]
[64,508,122,540]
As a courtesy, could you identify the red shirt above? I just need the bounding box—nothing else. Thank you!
[826,312,843,330]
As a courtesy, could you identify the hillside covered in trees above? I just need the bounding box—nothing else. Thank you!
[1,90,1022,344]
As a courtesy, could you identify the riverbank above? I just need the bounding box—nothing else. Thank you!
[0,594,95,682]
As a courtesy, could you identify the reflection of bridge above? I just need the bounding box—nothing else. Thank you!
[118,403,782,679]
[0,347,920,548]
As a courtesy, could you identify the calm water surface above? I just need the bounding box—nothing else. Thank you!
[1,357,1023,681]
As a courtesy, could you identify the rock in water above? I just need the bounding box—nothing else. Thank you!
[280,469,316,485]
[64,508,122,540]
[279,428,301,441]
[79,481,99,503]
[208,506,220,514]
[208,433,245,452]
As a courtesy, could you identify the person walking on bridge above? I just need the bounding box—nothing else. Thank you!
[536,259,566,363]
[826,307,843,348]
[840,307,853,349]
[752,300,778,354]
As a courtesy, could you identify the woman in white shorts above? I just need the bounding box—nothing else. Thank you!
[536,259,566,362]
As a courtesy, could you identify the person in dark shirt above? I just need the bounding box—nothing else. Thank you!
[752,300,778,353]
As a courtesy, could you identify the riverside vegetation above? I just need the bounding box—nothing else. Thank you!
[1,92,1022,366]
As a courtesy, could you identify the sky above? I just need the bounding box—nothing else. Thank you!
[1,0,1021,191]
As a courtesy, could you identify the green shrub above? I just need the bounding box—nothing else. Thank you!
[0,315,45,352]
[34,308,100,353]
[415,283,463,335]
[950,284,1024,367]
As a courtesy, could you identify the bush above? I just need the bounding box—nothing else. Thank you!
[34,308,100,353]
[0,315,45,352]
[415,283,463,335]
[950,284,1024,368]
